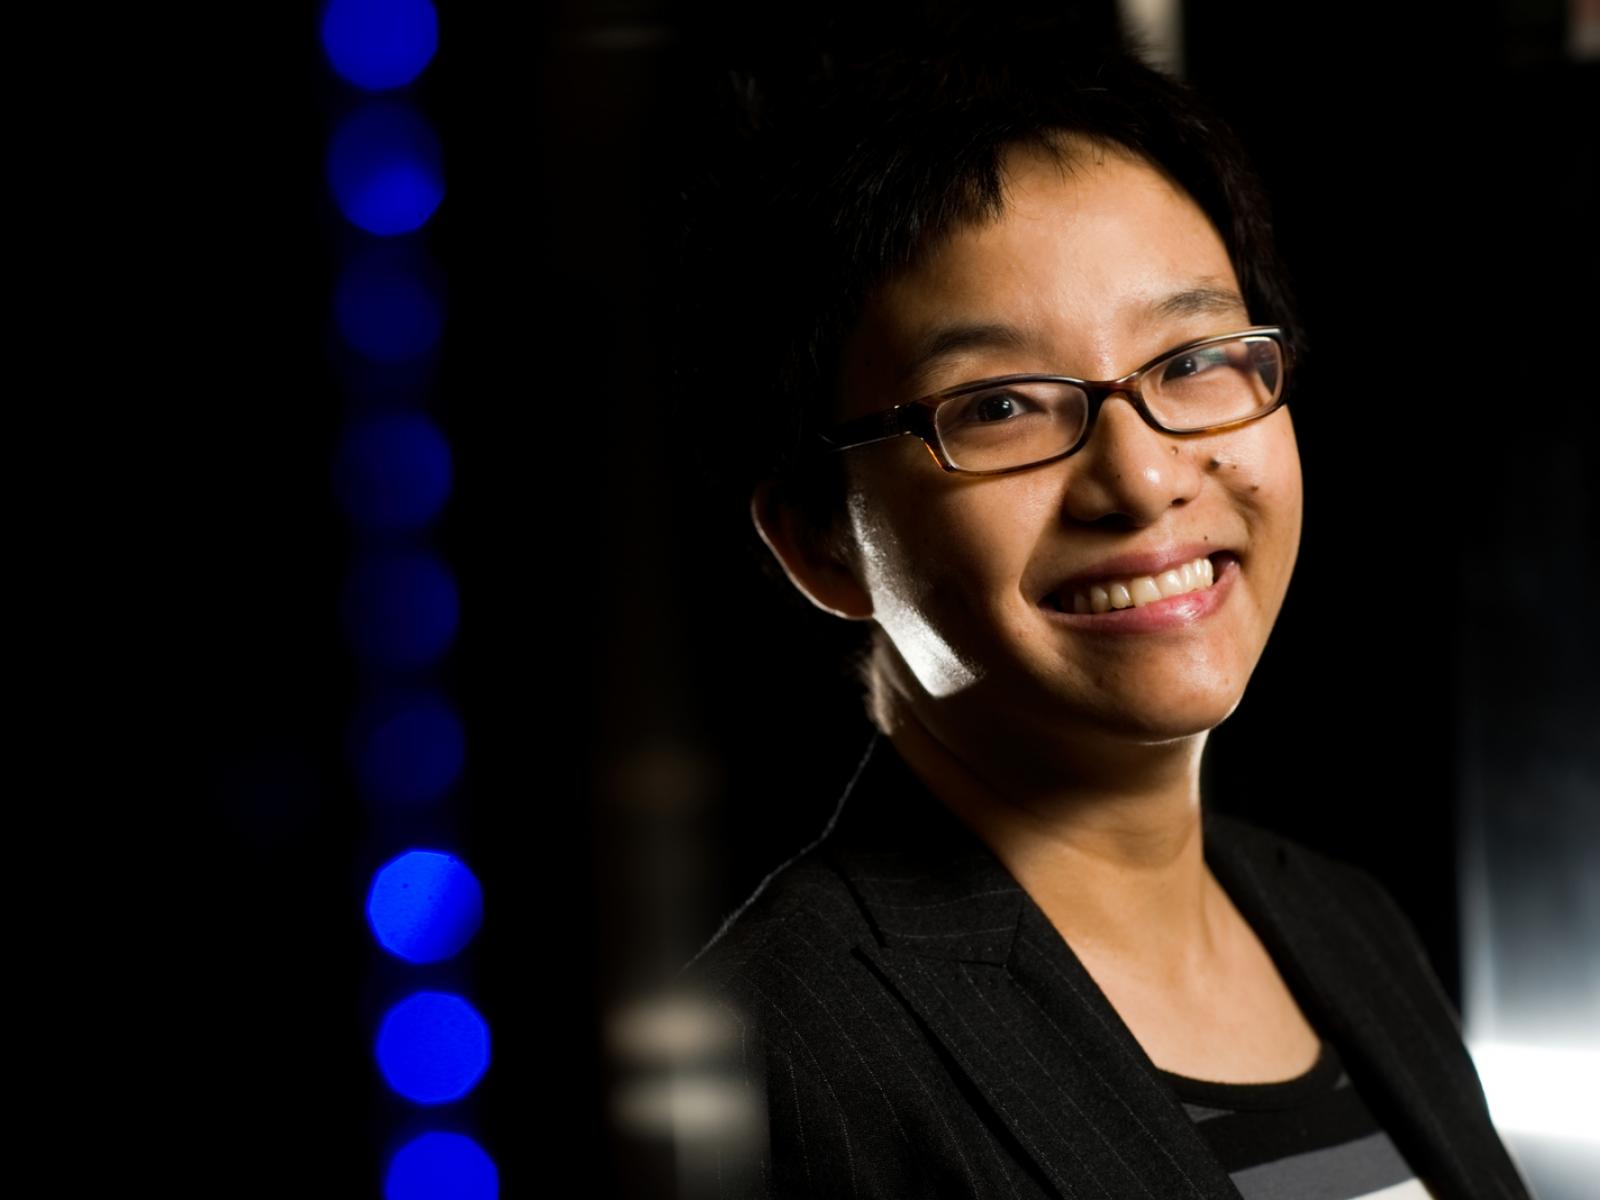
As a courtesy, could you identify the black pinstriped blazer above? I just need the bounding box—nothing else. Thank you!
[679,730,1533,1199]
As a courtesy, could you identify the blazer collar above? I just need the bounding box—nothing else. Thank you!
[814,731,1527,1200]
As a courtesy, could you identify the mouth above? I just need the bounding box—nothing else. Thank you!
[1039,551,1241,629]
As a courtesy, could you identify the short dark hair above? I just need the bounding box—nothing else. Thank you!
[668,11,1310,726]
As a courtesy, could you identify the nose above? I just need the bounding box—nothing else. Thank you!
[1056,390,1203,525]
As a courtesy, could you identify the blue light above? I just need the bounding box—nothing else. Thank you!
[385,1131,498,1200]
[349,689,465,807]
[376,991,490,1104]
[327,101,444,235]
[367,850,484,964]
[334,244,445,363]
[321,0,439,91]
[341,550,458,670]
[333,412,453,532]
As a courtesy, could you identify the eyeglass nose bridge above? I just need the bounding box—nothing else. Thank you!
[1070,377,1174,452]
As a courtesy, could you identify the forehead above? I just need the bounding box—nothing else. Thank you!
[837,141,1245,409]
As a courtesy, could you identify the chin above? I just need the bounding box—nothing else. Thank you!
[1114,712,1236,745]
[1055,688,1246,744]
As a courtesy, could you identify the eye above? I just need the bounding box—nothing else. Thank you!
[1160,346,1230,383]
[945,388,1045,426]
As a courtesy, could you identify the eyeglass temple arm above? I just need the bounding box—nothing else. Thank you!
[814,405,912,454]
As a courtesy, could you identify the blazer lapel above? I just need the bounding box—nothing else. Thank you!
[816,732,1527,1200]
[1203,810,1532,1200]
[819,734,1245,1199]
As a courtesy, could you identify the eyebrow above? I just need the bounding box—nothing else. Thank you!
[898,282,1250,387]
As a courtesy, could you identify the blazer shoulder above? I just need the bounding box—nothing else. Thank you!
[672,841,988,1199]
[676,839,870,1006]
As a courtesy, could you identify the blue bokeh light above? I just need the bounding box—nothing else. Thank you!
[321,0,439,92]
[327,101,444,235]
[367,850,484,964]
[385,1131,498,1200]
[333,411,453,532]
[341,550,458,670]
[349,689,465,807]
[334,245,445,363]
[376,991,490,1104]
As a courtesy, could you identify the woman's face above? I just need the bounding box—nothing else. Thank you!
[831,139,1303,754]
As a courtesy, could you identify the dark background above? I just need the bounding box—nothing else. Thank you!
[88,1,1593,1194]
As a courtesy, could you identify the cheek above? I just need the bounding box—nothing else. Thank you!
[946,488,1057,591]
[845,484,929,611]
[1260,421,1304,537]
[1244,457,1301,524]
[848,476,1043,616]
[1226,419,1303,575]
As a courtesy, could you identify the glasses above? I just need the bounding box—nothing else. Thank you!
[812,326,1290,475]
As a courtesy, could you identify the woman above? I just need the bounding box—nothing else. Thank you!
[673,19,1530,1200]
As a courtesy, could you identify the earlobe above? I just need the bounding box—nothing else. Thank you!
[750,479,875,621]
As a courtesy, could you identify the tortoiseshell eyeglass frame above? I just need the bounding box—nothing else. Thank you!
[809,325,1291,476]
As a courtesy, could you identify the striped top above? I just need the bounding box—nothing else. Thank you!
[1155,1038,1439,1199]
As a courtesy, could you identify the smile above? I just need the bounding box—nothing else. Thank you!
[1040,552,1240,633]
[1050,553,1214,614]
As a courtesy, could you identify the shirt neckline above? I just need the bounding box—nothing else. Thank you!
[1154,1037,1345,1110]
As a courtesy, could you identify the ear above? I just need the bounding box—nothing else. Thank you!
[750,478,874,621]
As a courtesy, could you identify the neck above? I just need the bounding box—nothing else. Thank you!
[880,685,1229,991]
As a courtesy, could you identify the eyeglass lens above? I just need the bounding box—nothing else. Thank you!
[930,334,1285,472]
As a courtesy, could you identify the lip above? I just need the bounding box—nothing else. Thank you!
[1039,552,1240,633]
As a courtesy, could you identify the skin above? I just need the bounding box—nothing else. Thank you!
[752,138,1314,1080]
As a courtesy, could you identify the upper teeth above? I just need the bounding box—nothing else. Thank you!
[1063,555,1216,614]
